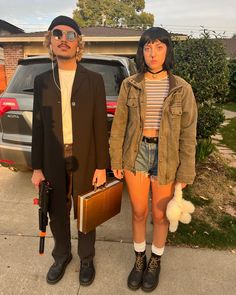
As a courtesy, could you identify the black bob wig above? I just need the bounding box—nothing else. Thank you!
[136,27,174,73]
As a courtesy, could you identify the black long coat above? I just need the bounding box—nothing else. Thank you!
[31,63,109,219]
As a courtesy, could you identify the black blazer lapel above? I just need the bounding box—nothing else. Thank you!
[71,63,87,98]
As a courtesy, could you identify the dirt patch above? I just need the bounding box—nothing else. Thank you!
[189,152,236,227]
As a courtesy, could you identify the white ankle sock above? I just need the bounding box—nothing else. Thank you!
[151,244,164,256]
[134,241,146,252]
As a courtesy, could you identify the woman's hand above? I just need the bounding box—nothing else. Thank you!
[176,182,187,189]
[112,169,124,180]
[31,169,45,190]
[92,169,106,187]
[181,183,187,189]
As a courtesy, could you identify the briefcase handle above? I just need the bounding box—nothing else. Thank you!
[93,179,123,192]
[93,182,107,192]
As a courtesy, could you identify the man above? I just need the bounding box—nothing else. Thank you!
[31,15,109,286]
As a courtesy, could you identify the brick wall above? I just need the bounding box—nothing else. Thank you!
[3,44,24,84]
[0,64,7,93]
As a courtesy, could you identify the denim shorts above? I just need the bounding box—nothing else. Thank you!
[134,141,158,176]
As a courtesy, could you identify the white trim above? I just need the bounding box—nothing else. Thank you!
[0,143,31,151]
[79,197,83,232]
[0,35,186,43]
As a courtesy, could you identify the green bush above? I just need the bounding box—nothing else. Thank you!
[195,105,224,162]
[196,138,215,163]
[173,30,228,161]
[174,30,230,104]
[197,104,225,139]
[228,59,236,102]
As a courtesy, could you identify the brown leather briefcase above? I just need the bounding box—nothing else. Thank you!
[77,180,123,234]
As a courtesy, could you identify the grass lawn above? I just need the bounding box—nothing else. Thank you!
[219,117,236,153]
[167,153,236,250]
[169,103,236,249]
[220,102,236,112]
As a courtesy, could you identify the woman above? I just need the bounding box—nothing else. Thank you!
[109,27,197,292]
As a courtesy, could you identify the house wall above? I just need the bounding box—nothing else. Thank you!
[85,41,137,56]
[0,47,6,93]
[24,43,48,57]
[23,41,138,57]
[2,44,24,83]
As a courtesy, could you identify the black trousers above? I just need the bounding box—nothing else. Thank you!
[49,144,96,263]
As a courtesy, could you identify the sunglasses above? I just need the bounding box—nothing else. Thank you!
[52,29,77,41]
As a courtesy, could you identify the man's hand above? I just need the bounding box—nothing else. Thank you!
[31,169,45,190]
[92,169,106,187]
[112,169,124,180]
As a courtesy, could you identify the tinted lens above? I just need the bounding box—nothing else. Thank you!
[66,31,77,41]
[52,29,77,41]
[52,29,63,40]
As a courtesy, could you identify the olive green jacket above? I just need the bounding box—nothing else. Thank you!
[109,72,198,185]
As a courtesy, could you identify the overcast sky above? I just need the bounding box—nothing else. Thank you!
[0,0,235,37]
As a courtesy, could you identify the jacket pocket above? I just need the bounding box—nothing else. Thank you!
[126,98,139,123]
[170,106,182,116]
[169,105,182,132]
[127,98,138,107]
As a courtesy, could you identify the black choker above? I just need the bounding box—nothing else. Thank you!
[147,69,164,78]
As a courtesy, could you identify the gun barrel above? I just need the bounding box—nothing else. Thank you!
[39,231,46,254]
[39,236,45,254]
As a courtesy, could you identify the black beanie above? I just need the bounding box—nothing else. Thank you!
[48,15,82,35]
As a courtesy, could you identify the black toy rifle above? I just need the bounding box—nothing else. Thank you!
[34,180,52,254]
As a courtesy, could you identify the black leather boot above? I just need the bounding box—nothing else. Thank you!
[142,252,161,292]
[46,254,72,284]
[79,260,95,286]
[127,251,147,290]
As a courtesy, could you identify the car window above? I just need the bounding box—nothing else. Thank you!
[81,60,127,99]
[6,58,128,98]
[128,59,137,76]
[6,62,51,94]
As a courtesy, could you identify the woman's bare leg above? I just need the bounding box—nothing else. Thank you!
[124,170,150,243]
[151,179,175,248]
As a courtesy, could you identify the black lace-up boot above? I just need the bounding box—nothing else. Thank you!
[142,252,161,292]
[127,251,147,290]
[79,260,95,286]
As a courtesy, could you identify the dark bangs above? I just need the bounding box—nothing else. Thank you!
[136,27,174,73]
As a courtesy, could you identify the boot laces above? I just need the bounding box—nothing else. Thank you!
[147,256,160,272]
[135,254,145,271]
[81,261,92,268]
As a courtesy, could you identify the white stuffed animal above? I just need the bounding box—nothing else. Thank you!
[166,183,195,232]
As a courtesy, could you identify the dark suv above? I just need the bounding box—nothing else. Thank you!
[0,54,136,171]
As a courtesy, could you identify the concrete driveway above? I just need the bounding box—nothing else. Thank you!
[0,167,236,295]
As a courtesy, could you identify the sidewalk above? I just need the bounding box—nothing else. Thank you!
[0,168,236,295]
[212,109,236,168]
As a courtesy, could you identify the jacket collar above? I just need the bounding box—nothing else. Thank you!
[128,71,182,94]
